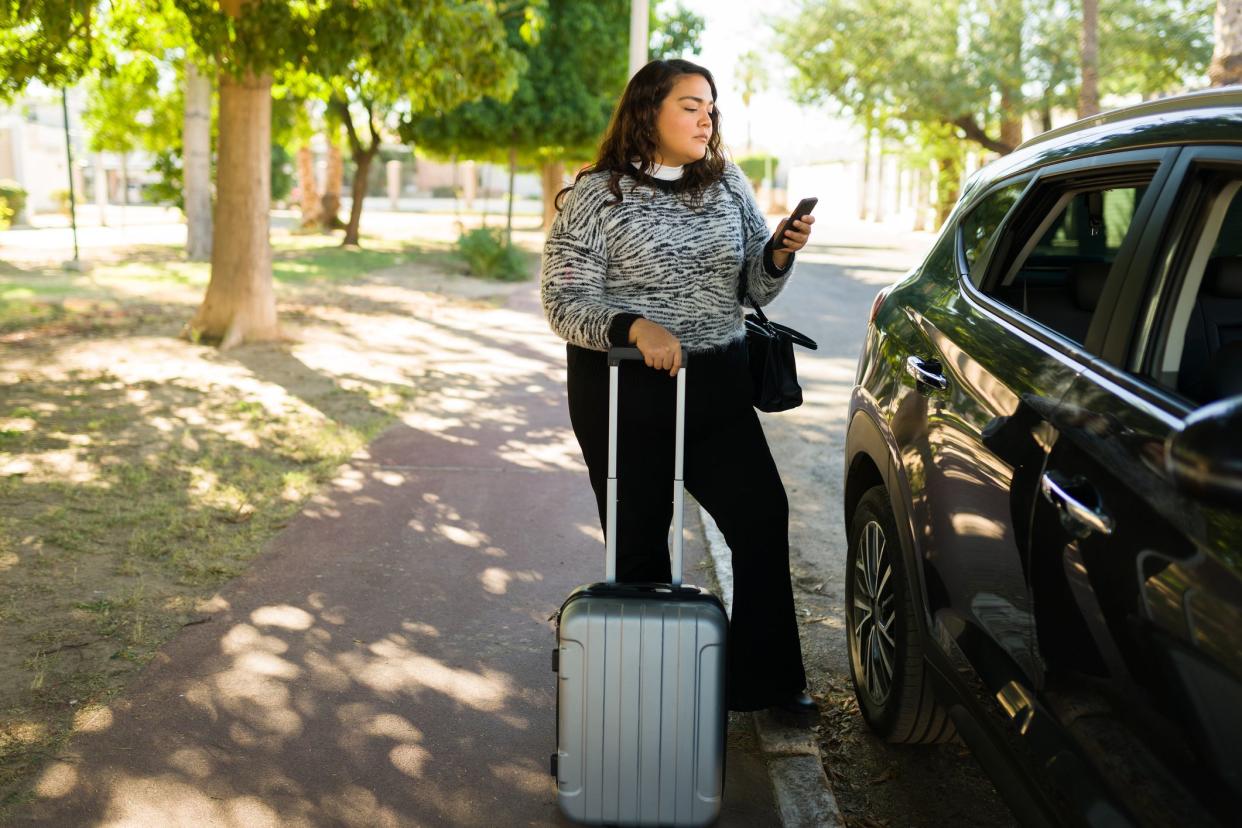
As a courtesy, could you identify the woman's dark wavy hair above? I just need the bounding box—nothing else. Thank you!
[555,58,726,211]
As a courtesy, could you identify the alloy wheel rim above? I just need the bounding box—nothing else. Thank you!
[853,519,896,704]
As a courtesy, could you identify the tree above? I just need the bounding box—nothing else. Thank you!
[4,1,214,257]
[403,0,633,234]
[166,0,289,347]
[306,2,527,247]
[183,60,213,259]
[736,50,767,152]
[1079,0,1101,117]
[0,1,102,99]
[779,0,1212,157]
[166,0,527,346]
[649,0,705,60]
[777,0,1214,230]
[82,55,165,206]
[1210,0,1242,85]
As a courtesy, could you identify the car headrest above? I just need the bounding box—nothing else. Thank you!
[1204,257,1242,298]
[1207,341,1242,401]
[1072,262,1111,312]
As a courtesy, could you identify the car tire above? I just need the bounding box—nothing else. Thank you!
[847,485,954,744]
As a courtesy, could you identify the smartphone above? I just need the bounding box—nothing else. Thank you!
[780,196,818,246]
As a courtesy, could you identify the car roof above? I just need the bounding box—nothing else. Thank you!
[965,85,1242,200]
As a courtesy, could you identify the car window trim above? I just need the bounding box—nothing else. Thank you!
[1080,354,1191,427]
[953,174,1036,285]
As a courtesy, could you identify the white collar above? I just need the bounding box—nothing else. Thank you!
[631,160,685,181]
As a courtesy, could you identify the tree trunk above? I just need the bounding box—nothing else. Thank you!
[1210,0,1242,86]
[999,107,1023,154]
[297,145,321,228]
[336,96,382,248]
[1079,0,1101,117]
[541,160,564,231]
[999,117,1022,152]
[913,167,930,233]
[321,129,344,231]
[506,146,517,245]
[342,148,375,247]
[873,140,885,223]
[187,68,277,349]
[183,61,213,261]
[859,120,873,221]
[935,154,961,229]
[480,164,491,228]
[119,153,129,206]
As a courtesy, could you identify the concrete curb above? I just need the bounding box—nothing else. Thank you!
[699,506,845,828]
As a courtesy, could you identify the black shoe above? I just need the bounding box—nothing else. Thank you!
[768,690,819,728]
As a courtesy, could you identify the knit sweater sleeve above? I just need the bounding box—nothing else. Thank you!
[725,163,795,309]
[540,178,639,350]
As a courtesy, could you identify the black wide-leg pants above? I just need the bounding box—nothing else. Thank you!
[565,341,808,710]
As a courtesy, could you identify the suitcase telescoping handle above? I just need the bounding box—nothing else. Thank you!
[605,347,688,587]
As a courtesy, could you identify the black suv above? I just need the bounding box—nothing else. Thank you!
[844,86,1242,827]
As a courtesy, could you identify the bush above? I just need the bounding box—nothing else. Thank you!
[456,227,529,281]
[47,189,72,217]
[0,179,27,228]
[736,154,779,188]
[431,185,459,199]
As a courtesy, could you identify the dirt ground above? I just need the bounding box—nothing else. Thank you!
[0,233,530,814]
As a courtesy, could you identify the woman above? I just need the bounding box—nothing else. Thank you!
[541,59,818,723]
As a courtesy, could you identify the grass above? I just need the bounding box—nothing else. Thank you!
[0,229,507,816]
[0,234,468,335]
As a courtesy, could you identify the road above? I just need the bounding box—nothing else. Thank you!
[755,219,1020,828]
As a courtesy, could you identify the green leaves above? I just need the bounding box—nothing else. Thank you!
[401,0,630,166]
[777,0,1216,155]
[0,0,101,98]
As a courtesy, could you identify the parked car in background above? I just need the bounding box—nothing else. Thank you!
[843,86,1242,827]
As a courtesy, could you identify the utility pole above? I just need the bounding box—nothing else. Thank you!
[629,0,649,79]
[61,88,82,269]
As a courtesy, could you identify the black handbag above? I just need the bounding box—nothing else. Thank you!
[744,293,818,412]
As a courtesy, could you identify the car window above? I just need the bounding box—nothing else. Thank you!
[1150,174,1242,405]
[1028,187,1145,260]
[959,180,1026,281]
[980,178,1152,349]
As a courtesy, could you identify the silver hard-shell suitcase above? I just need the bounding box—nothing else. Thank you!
[553,347,728,827]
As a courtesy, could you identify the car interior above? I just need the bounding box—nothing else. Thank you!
[1167,181,1242,405]
[989,186,1144,347]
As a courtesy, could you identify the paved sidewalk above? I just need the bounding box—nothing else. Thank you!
[12,287,780,826]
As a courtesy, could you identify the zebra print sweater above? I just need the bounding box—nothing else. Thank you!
[540,162,795,353]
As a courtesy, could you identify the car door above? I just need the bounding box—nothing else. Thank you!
[1031,146,1242,828]
[895,149,1176,716]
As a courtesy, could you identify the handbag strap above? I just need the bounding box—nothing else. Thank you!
[746,293,770,324]
[745,293,817,350]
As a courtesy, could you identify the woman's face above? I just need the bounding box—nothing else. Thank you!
[653,73,714,167]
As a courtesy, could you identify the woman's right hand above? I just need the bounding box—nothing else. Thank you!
[628,318,682,376]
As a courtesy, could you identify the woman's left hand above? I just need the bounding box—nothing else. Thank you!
[771,214,815,269]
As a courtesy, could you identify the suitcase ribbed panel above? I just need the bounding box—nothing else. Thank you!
[556,589,726,827]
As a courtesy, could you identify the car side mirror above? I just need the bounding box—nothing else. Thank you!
[1166,395,1242,506]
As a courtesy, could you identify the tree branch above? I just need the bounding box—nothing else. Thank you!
[950,116,1017,155]
[364,98,381,154]
[332,96,364,158]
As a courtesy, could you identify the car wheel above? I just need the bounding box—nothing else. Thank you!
[847,485,954,743]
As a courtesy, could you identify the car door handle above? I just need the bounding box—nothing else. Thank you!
[906,356,948,391]
[1040,471,1114,537]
